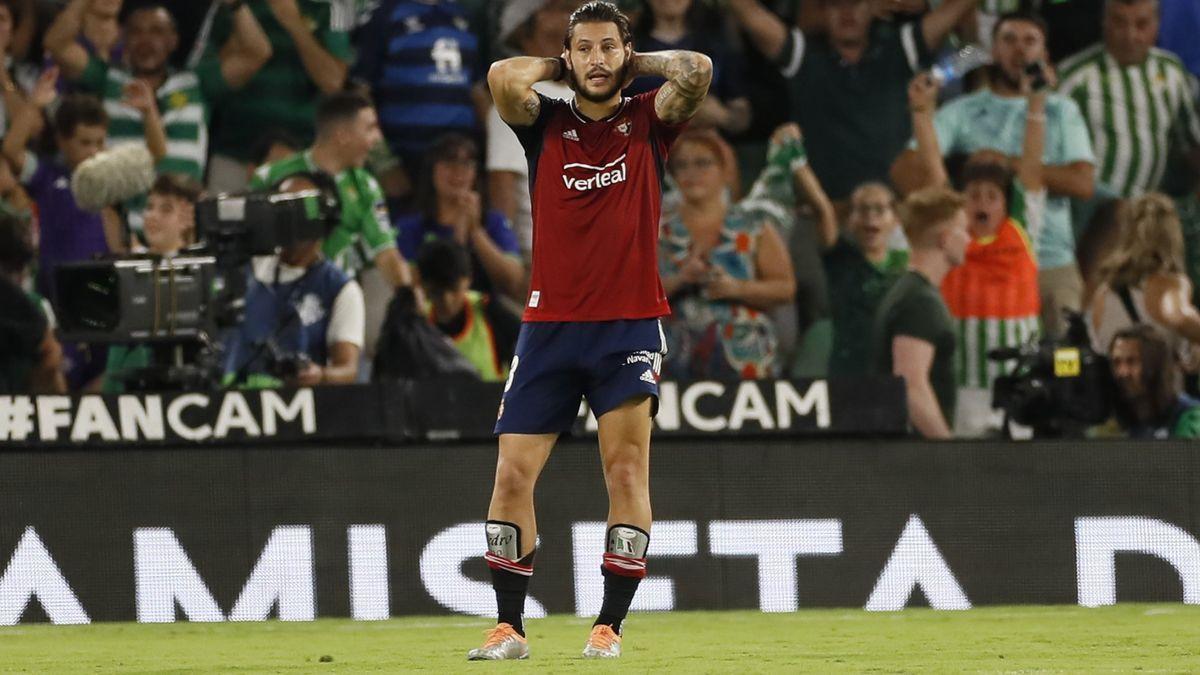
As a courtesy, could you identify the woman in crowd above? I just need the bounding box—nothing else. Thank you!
[627,0,751,135]
[1090,194,1200,361]
[394,133,526,304]
[659,128,796,380]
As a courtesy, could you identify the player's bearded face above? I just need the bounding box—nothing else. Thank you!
[565,25,631,103]
[570,59,628,102]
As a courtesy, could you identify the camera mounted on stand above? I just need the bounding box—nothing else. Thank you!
[54,177,340,390]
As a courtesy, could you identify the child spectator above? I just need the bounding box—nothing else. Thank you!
[102,174,203,392]
[416,239,520,383]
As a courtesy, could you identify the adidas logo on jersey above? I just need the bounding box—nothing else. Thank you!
[562,129,580,141]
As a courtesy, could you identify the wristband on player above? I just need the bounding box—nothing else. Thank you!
[554,56,568,82]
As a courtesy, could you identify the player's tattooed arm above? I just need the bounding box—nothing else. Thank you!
[634,51,713,125]
[487,56,565,126]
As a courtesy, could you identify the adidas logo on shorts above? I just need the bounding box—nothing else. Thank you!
[639,369,656,384]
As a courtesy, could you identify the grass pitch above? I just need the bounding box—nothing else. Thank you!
[1,605,1197,673]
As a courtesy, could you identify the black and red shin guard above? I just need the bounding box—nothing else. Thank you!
[484,520,534,636]
[594,524,649,634]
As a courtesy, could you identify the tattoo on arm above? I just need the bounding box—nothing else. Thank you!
[521,91,541,123]
[641,51,713,124]
[489,56,558,126]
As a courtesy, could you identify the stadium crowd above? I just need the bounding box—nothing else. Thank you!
[1,0,1200,440]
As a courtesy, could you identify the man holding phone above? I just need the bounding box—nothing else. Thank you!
[891,10,1096,338]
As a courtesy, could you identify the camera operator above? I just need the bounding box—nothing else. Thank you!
[223,176,365,388]
[249,91,411,290]
[1108,324,1200,439]
[101,174,202,392]
[0,208,66,394]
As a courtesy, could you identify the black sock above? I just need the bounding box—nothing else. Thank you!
[489,550,535,636]
[593,566,642,634]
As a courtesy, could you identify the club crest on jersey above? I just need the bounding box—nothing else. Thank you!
[562,128,580,141]
[562,154,628,192]
[616,119,631,136]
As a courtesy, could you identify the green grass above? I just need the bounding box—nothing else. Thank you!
[1,605,1198,673]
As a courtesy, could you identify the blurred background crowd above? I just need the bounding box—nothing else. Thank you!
[2,0,1200,441]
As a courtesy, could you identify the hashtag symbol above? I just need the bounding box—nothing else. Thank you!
[0,396,36,441]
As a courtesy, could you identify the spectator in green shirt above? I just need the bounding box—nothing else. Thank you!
[202,0,354,192]
[818,182,909,377]
[871,186,970,439]
[1109,324,1200,439]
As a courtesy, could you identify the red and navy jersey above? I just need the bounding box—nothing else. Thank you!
[509,89,685,322]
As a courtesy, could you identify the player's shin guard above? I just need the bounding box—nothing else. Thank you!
[484,520,534,636]
[594,524,649,634]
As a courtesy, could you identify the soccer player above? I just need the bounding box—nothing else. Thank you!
[468,0,711,661]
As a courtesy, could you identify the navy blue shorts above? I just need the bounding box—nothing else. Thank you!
[494,319,667,435]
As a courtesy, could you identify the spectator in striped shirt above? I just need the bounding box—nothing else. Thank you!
[1057,0,1200,200]
[45,0,273,241]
